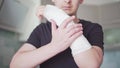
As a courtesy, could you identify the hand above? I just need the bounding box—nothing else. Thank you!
[36,6,46,20]
[50,16,83,52]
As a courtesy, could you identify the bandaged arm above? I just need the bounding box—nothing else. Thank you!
[43,5,92,55]
[43,5,103,68]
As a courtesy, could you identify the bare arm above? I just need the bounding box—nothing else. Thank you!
[10,43,63,68]
[73,46,103,68]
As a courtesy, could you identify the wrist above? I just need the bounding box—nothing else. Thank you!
[49,42,63,54]
[70,35,92,55]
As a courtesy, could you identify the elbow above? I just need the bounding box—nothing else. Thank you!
[10,61,31,68]
[10,57,35,68]
[10,63,16,68]
[10,56,16,68]
[78,59,102,68]
[10,56,26,68]
[10,61,17,68]
[78,62,101,68]
[10,60,30,68]
[86,62,101,68]
[10,62,13,68]
[10,59,20,68]
[10,55,21,68]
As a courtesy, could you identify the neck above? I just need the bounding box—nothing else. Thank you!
[73,15,80,24]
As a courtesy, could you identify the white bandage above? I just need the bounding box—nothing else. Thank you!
[43,5,92,55]
[43,5,70,26]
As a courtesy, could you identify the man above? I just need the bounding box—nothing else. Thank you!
[10,0,104,68]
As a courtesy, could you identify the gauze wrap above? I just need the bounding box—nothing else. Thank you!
[43,5,92,55]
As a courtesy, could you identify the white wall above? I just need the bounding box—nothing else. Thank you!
[0,0,28,32]
[0,0,2,4]
[0,0,41,41]
[99,2,120,29]
[77,2,120,29]
[19,0,41,41]
[78,5,99,23]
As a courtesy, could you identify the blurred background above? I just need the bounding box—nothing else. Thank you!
[0,0,120,68]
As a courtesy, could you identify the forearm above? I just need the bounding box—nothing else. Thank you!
[10,43,61,68]
[73,46,103,68]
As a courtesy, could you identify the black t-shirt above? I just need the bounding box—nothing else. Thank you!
[26,19,104,68]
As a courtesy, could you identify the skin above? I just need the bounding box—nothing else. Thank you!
[10,0,103,68]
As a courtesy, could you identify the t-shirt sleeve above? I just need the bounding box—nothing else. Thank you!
[88,23,104,50]
[26,25,41,48]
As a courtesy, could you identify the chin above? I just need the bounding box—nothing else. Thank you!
[61,9,73,15]
[64,11,74,16]
[67,13,74,16]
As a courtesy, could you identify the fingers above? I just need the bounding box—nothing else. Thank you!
[66,24,82,33]
[67,26,83,38]
[65,24,83,43]
[60,16,75,28]
[36,6,45,20]
[69,30,83,43]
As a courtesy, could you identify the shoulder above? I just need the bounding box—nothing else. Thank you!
[34,21,51,32]
[80,19,102,29]
[29,21,51,40]
[37,21,51,29]
[26,21,51,48]
[80,20,104,50]
[80,19,103,36]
